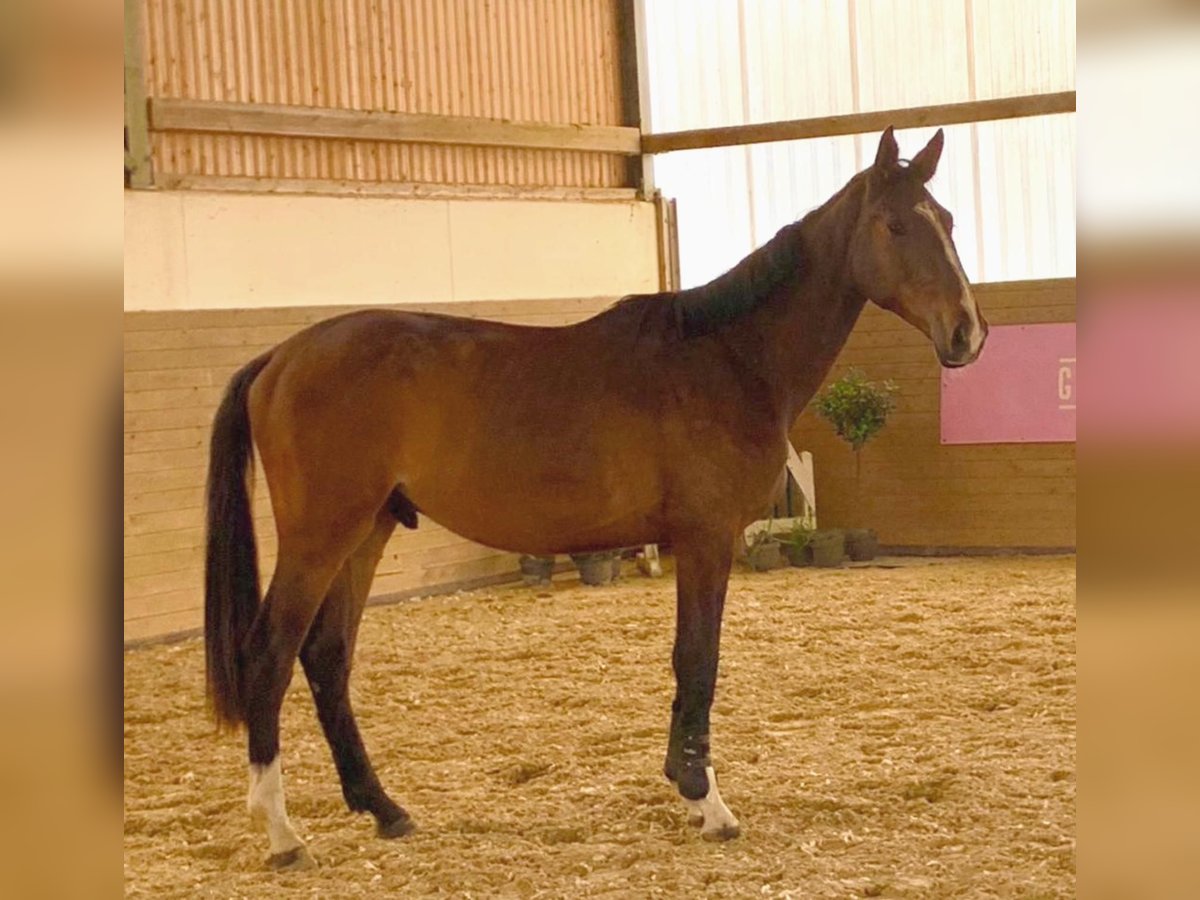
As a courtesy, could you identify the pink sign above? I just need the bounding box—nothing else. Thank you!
[1087,289,1200,443]
[940,323,1076,444]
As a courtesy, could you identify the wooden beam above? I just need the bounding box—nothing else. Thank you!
[617,0,654,195]
[123,0,153,188]
[149,98,642,155]
[641,90,1077,155]
[153,173,638,203]
[654,193,680,292]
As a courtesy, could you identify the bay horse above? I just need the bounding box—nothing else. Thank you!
[204,127,987,869]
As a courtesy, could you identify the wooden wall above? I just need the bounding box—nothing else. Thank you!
[123,297,616,644]
[137,0,629,189]
[790,278,1076,551]
[126,280,1075,641]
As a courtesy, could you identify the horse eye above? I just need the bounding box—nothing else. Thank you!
[888,220,906,236]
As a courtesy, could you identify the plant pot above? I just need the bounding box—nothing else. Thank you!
[782,542,811,567]
[844,528,879,562]
[571,552,617,586]
[809,530,846,568]
[519,555,555,586]
[747,541,785,572]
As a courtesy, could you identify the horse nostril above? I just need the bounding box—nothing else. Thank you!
[951,321,970,355]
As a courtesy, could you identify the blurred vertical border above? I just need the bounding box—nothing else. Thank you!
[0,0,119,894]
[1079,0,1200,894]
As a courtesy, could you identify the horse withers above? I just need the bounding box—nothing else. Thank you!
[204,127,987,869]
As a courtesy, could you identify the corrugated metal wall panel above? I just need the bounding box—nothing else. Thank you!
[138,0,628,188]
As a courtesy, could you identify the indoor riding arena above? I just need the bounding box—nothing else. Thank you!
[124,2,1076,897]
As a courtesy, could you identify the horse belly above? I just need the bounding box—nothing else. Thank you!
[403,435,664,556]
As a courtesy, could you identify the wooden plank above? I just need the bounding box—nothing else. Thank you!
[124,587,202,620]
[124,477,271,517]
[832,458,1077,481]
[123,527,207,559]
[124,446,208,474]
[125,506,209,536]
[125,566,207,602]
[616,0,652,194]
[123,297,619,333]
[124,484,207,516]
[123,0,152,188]
[149,98,643,155]
[817,475,1076,498]
[123,367,239,392]
[123,386,225,412]
[124,345,276,373]
[655,194,680,292]
[124,607,203,644]
[124,465,207,495]
[123,545,204,580]
[124,324,301,353]
[152,174,639,203]
[642,91,1077,155]
[123,516,271,559]
[124,406,215,434]
[124,426,208,455]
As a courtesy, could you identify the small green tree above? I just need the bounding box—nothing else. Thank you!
[814,369,898,486]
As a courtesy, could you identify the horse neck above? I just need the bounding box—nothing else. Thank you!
[726,176,869,426]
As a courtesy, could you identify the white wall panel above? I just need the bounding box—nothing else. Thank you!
[124,191,660,310]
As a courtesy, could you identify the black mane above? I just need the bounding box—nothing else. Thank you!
[672,221,805,337]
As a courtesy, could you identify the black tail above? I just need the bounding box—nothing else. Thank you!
[204,353,272,729]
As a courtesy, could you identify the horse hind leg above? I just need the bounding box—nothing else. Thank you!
[241,507,383,870]
[241,552,345,871]
[300,507,415,838]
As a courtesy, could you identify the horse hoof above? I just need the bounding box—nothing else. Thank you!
[377,813,417,839]
[701,822,741,842]
[267,845,316,871]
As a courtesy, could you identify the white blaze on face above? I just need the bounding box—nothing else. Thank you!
[248,757,305,856]
[914,200,985,358]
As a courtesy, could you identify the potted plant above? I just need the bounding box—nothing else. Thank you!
[778,521,814,567]
[745,527,785,571]
[813,369,897,562]
[808,529,846,568]
[570,550,620,585]
[844,528,880,562]
[519,554,555,586]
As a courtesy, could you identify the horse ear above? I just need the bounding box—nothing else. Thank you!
[874,127,900,171]
[910,128,944,183]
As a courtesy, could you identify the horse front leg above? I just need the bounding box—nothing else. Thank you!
[664,533,740,841]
